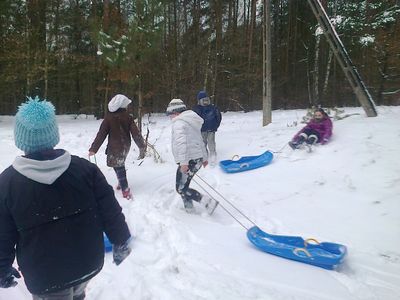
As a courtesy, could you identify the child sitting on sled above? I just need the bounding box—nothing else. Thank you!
[289,108,332,149]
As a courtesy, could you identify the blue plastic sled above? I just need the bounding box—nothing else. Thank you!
[247,226,347,270]
[103,233,112,253]
[219,151,273,173]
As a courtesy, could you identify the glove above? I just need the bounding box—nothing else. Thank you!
[0,267,21,288]
[113,239,132,266]
[138,147,146,160]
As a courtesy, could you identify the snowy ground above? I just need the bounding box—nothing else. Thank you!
[1,106,399,300]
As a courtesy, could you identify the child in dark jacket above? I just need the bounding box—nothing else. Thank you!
[89,94,146,200]
[289,108,333,149]
[192,90,222,164]
[0,97,132,299]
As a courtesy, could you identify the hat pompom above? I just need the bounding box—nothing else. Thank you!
[14,96,60,154]
[17,97,56,128]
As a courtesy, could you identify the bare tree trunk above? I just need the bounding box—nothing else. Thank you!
[27,0,47,96]
[192,0,201,82]
[376,49,389,105]
[284,1,294,102]
[322,50,333,97]
[102,0,110,117]
[292,0,299,100]
[303,43,313,106]
[321,0,335,104]
[44,55,48,98]
[211,0,222,101]
[26,11,31,93]
[138,75,143,133]
[104,69,110,117]
[313,34,321,105]
[233,0,238,34]
[262,0,272,126]
[247,0,257,72]
[204,38,212,90]
[173,0,178,93]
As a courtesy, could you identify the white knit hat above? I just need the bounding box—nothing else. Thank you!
[166,98,187,115]
[108,94,132,112]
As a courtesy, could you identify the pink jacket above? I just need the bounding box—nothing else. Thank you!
[294,116,333,144]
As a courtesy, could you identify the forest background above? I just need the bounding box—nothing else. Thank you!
[0,0,399,117]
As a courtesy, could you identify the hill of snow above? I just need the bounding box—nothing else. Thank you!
[1,106,399,300]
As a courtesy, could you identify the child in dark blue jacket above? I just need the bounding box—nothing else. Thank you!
[192,90,222,165]
[0,97,132,299]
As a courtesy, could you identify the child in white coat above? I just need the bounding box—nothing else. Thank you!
[166,99,218,213]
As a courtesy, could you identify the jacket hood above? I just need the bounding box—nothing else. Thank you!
[12,151,72,184]
[173,110,204,131]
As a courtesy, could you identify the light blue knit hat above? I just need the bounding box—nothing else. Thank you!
[14,96,60,154]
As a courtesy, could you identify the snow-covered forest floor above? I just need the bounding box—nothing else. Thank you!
[1,106,399,300]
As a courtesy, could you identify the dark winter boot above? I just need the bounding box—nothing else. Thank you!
[306,135,318,145]
[122,188,132,200]
[289,135,306,150]
[183,199,195,213]
[74,292,86,300]
[297,134,306,144]
[288,141,298,149]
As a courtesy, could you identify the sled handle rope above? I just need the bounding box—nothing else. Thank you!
[88,154,97,165]
[193,177,250,231]
[293,248,312,258]
[231,154,240,161]
[270,142,289,159]
[194,174,259,230]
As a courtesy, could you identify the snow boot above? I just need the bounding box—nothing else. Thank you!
[122,188,132,200]
[288,141,300,150]
[201,196,219,215]
[305,135,318,152]
[209,153,217,167]
[306,135,318,145]
[183,199,195,213]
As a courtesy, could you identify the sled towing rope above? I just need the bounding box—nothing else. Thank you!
[194,174,347,270]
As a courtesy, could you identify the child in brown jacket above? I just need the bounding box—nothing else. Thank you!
[89,94,146,199]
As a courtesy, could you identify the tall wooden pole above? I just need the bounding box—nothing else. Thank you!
[262,0,272,126]
[307,0,377,117]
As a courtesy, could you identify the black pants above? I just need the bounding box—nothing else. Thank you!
[175,158,203,205]
[297,129,320,144]
[32,280,89,300]
[114,166,128,191]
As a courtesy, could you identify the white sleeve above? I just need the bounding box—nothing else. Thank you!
[172,121,189,165]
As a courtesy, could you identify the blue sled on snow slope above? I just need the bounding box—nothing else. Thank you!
[247,226,347,270]
[219,151,273,173]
